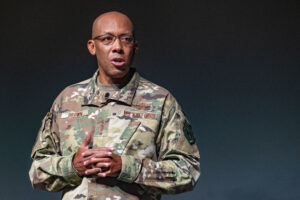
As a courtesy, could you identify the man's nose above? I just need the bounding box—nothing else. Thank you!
[112,38,123,53]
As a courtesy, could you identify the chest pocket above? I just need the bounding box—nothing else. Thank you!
[119,120,159,160]
[92,117,141,155]
[57,110,92,155]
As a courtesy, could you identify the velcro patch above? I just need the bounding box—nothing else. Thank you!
[183,120,196,145]
[124,111,156,119]
[60,110,88,119]
[132,103,152,111]
[61,112,82,118]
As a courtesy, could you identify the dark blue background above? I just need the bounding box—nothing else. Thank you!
[1,0,299,199]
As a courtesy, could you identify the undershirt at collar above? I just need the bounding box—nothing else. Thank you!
[96,79,121,92]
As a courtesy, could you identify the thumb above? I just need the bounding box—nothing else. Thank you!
[81,131,91,147]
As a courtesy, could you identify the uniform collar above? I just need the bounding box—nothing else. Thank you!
[83,68,140,107]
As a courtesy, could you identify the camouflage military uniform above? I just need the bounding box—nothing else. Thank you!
[29,69,200,200]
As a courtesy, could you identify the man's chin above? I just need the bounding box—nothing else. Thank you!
[110,68,130,79]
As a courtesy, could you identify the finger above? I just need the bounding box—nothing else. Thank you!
[82,150,112,158]
[81,148,113,157]
[97,170,111,178]
[95,162,111,168]
[85,167,101,175]
[79,154,94,162]
[83,158,111,166]
[80,154,108,163]
[94,151,112,158]
[94,147,114,151]
[81,132,91,147]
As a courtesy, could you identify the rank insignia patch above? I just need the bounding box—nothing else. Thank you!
[132,103,152,111]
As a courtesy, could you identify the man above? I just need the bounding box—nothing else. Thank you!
[29,11,200,200]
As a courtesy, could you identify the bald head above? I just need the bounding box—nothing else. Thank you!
[91,11,134,38]
[87,11,137,85]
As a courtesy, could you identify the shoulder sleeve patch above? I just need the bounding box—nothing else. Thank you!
[183,120,196,145]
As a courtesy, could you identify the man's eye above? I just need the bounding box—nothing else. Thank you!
[122,37,133,43]
[101,36,113,42]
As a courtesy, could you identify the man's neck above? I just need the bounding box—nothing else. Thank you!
[97,70,132,87]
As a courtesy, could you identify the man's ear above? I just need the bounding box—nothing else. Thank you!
[87,40,96,55]
[129,42,138,63]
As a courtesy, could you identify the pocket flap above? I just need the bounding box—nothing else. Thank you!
[114,120,141,155]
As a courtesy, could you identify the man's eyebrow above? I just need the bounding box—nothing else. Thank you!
[101,32,133,35]
[101,32,114,35]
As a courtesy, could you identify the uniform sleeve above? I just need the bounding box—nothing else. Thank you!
[117,94,200,194]
[29,101,82,192]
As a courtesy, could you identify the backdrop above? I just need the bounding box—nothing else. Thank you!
[1,0,299,199]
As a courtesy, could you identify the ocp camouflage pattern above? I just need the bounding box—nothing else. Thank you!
[29,69,200,200]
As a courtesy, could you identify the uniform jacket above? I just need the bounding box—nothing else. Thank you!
[29,69,200,200]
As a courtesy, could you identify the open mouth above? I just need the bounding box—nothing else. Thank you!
[111,58,125,67]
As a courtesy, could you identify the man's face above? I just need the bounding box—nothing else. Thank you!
[88,13,137,82]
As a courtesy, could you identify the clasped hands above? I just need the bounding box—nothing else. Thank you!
[73,132,122,177]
